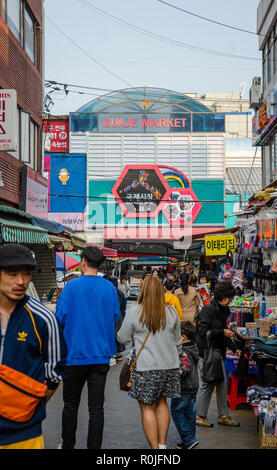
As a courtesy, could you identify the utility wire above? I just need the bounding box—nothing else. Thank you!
[73,0,260,62]
[158,0,269,39]
[46,15,133,88]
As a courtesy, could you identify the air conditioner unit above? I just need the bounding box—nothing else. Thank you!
[249,76,262,108]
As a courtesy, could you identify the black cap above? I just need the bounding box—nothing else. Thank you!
[0,244,37,270]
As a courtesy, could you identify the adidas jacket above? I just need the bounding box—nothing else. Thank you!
[0,295,67,446]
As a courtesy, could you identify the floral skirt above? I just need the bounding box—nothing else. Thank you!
[128,367,181,404]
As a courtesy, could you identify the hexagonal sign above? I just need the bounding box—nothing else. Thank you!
[112,165,171,218]
[161,188,202,226]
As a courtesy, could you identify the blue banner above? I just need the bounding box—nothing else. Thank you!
[49,153,87,213]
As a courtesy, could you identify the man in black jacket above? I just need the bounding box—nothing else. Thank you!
[195,281,241,428]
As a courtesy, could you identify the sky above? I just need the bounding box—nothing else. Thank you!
[44,0,262,115]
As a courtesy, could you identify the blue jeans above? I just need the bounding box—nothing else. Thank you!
[171,394,197,446]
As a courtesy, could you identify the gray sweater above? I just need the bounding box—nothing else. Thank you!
[117,304,182,371]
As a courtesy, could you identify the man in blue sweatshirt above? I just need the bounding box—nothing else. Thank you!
[55,246,120,449]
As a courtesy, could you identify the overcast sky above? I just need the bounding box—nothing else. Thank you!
[45,0,261,115]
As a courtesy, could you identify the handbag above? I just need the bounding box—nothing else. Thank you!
[0,365,48,423]
[119,331,151,392]
[202,331,225,383]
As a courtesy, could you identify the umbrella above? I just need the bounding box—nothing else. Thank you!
[56,252,81,271]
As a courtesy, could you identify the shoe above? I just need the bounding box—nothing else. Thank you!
[185,440,199,450]
[57,443,63,449]
[109,357,116,366]
[176,442,185,449]
[196,417,214,427]
[217,415,240,427]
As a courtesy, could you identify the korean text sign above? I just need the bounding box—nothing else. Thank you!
[0,90,17,151]
[205,234,236,256]
[43,120,69,152]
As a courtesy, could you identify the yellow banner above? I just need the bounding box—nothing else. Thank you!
[205,234,236,256]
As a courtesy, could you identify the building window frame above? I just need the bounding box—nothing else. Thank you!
[0,0,7,22]
[3,0,39,69]
[20,110,30,164]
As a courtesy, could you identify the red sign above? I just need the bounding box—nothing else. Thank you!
[112,165,171,218]
[161,187,202,226]
[43,120,69,153]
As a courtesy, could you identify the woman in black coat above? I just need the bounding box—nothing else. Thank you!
[195,281,241,428]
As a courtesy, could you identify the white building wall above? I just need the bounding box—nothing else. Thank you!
[70,132,226,181]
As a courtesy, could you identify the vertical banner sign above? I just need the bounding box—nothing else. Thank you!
[43,120,69,152]
[0,90,17,151]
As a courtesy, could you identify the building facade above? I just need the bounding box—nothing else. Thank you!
[253,0,277,187]
[0,0,44,209]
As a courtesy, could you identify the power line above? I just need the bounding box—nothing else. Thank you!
[157,0,269,39]
[73,0,261,62]
[48,193,252,204]
[45,15,133,88]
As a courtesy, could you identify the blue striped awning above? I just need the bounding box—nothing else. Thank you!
[0,217,49,244]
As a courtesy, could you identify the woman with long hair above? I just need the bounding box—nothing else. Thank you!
[174,272,200,325]
[117,275,182,449]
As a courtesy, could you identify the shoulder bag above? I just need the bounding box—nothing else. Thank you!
[119,331,151,392]
[202,331,225,383]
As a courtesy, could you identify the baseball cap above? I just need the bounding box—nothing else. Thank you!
[0,244,37,270]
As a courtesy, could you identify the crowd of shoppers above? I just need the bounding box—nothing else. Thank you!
[0,246,243,450]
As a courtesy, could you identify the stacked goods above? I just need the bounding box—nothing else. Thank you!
[245,322,258,338]
[259,319,271,338]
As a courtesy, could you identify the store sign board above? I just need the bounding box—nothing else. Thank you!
[20,165,48,217]
[205,234,236,256]
[48,212,84,231]
[70,112,225,133]
[49,153,87,213]
[43,120,69,152]
[112,165,171,217]
[161,188,202,226]
[0,90,17,151]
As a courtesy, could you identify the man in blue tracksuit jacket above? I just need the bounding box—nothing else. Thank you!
[55,245,120,449]
[0,244,67,449]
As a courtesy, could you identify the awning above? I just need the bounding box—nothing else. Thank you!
[71,234,87,249]
[48,235,73,251]
[87,244,118,257]
[0,217,49,244]
[192,226,239,240]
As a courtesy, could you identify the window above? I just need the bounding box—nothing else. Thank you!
[0,0,7,22]
[6,0,20,41]
[24,5,37,65]
[29,120,38,170]
[21,110,30,163]
[7,107,20,160]
[4,1,39,68]
[263,46,268,92]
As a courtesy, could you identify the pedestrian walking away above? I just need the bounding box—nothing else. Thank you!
[55,246,120,449]
[117,275,182,450]
[195,281,241,428]
[164,279,183,322]
[0,244,67,449]
[175,273,200,325]
[171,321,200,450]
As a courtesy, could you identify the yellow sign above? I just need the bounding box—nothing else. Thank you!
[205,234,236,256]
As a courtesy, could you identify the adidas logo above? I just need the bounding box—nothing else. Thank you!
[17,332,28,342]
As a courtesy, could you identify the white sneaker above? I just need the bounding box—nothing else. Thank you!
[57,443,63,449]
[109,357,116,366]
[159,444,167,449]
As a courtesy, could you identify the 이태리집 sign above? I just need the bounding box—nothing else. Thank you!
[205,234,236,256]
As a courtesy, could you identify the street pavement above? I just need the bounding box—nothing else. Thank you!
[43,300,259,450]
[43,357,259,450]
